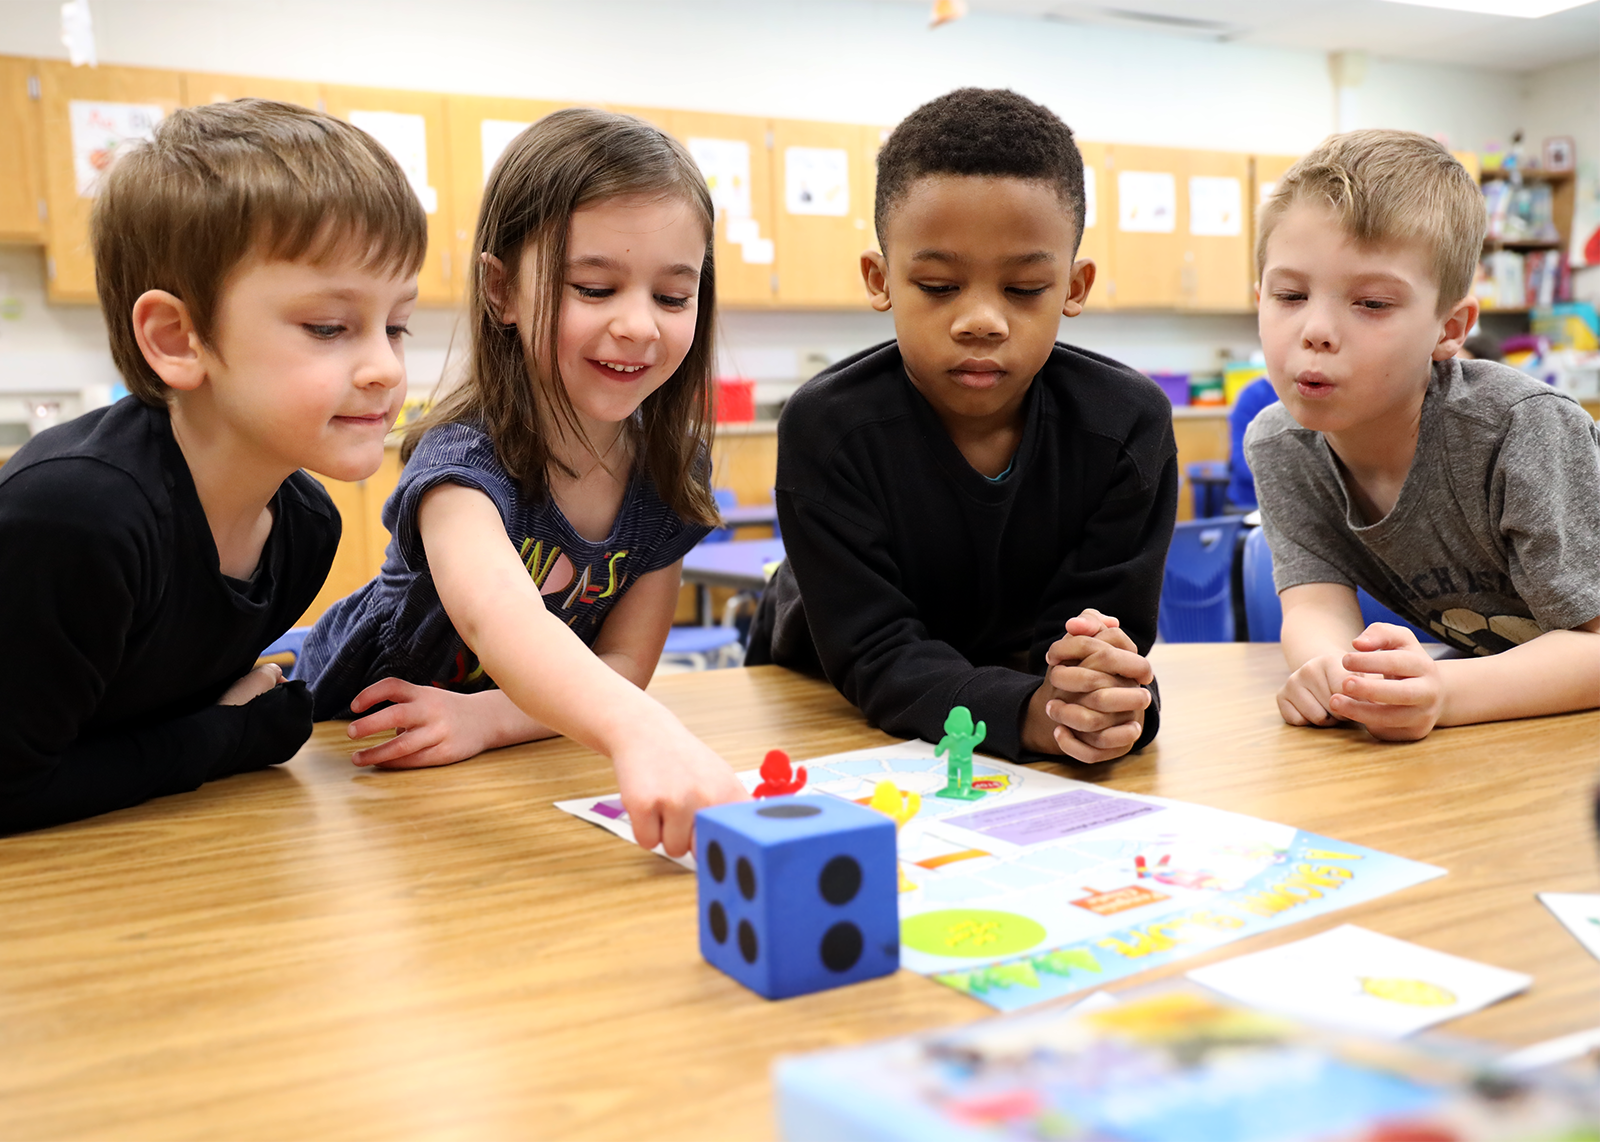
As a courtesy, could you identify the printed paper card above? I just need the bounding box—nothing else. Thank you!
[480,119,533,186]
[1538,892,1600,962]
[69,101,164,196]
[1189,925,1530,1038]
[556,741,1444,1012]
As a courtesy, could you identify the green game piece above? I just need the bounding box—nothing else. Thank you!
[934,705,987,800]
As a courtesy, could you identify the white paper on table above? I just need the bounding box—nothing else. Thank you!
[688,137,752,220]
[1189,175,1243,236]
[1117,171,1176,233]
[1189,924,1530,1038]
[480,118,533,186]
[740,237,775,265]
[1500,1024,1600,1072]
[1539,893,1600,961]
[1083,166,1097,230]
[350,110,437,214]
[785,147,849,216]
[69,101,163,196]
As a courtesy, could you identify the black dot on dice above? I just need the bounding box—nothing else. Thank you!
[706,840,726,883]
[820,922,863,973]
[738,919,759,963]
[708,901,728,945]
[756,803,821,819]
[736,856,757,900]
[818,855,862,905]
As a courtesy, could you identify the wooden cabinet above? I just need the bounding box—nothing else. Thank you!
[770,117,875,308]
[445,94,576,304]
[0,57,44,244]
[1076,139,1112,310]
[1106,144,1252,311]
[36,60,183,303]
[637,108,779,308]
[296,447,403,627]
[181,72,321,109]
[1251,152,1301,283]
[321,85,454,306]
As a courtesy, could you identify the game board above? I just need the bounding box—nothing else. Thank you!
[554,740,1445,1011]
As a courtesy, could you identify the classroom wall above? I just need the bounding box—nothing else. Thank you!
[0,0,1551,400]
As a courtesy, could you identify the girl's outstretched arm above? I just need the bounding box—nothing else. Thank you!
[418,482,746,855]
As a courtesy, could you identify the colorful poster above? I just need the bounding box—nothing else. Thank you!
[69,100,164,196]
[785,146,849,216]
[687,136,752,221]
[1117,170,1176,233]
[556,740,1443,1012]
[1189,175,1243,236]
[480,118,533,186]
[349,109,438,214]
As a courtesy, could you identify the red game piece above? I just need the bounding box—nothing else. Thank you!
[752,749,808,798]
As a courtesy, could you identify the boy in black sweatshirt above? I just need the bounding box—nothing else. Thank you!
[748,89,1177,763]
[0,101,424,831]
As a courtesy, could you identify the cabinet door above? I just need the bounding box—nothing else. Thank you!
[1183,149,1252,311]
[181,72,322,109]
[1076,139,1113,310]
[613,107,776,308]
[0,57,44,244]
[444,94,576,305]
[770,118,874,308]
[1105,143,1183,309]
[295,473,370,628]
[1251,153,1301,284]
[36,61,183,303]
[321,86,454,306]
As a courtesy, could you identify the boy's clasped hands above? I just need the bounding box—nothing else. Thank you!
[1028,608,1154,763]
[1279,623,1444,742]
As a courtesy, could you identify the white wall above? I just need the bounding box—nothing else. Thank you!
[0,0,1553,402]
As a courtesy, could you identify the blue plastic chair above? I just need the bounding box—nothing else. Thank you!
[257,627,310,679]
[1185,461,1230,520]
[703,488,741,544]
[661,624,743,669]
[1242,526,1436,644]
[1158,517,1243,642]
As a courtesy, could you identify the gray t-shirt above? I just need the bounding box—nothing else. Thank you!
[1245,358,1600,656]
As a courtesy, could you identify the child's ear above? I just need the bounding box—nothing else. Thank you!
[1433,293,1480,361]
[131,290,206,392]
[861,250,891,312]
[480,253,518,326]
[1062,258,1097,318]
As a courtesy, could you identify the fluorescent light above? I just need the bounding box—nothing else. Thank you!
[1378,0,1593,16]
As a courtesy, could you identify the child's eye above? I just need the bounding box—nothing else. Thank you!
[1356,299,1392,311]
[386,324,412,339]
[655,294,692,310]
[1007,285,1050,297]
[1271,291,1306,303]
[916,283,958,296]
[572,285,613,300]
[303,323,345,339]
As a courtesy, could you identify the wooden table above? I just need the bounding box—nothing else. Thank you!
[1,646,1596,1141]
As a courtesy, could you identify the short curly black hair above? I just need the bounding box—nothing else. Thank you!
[875,88,1085,254]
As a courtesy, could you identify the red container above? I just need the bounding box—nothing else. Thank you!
[715,376,756,422]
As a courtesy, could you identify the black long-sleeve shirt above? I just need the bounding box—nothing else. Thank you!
[0,398,339,833]
[747,340,1178,761]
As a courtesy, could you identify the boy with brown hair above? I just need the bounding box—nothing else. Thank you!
[749,88,1177,763]
[0,99,424,831]
[1247,129,1600,740]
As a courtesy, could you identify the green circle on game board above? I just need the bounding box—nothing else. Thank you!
[901,910,1047,958]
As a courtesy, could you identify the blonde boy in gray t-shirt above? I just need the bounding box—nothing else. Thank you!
[1245,129,1600,741]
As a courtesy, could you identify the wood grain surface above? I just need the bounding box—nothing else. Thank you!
[1,646,1596,1141]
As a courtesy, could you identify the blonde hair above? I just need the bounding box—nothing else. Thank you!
[93,99,427,405]
[1256,129,1485,312]
[404,107,718,528]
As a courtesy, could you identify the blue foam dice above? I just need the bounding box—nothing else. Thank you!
[695,796,899,1000]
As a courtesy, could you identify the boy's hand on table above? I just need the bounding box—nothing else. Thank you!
[1277,653,1355,728]
[217,662,283,706]
[1329,623,1444,741]
[1029,609,1154,764]
[345,678,496,768]
[613,727,748,858]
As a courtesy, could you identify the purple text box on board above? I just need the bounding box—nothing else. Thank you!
[945,789,1159,846]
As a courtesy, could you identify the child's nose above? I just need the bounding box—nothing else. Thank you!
[611,294,663,343]
[953,295,1008,339]
[360,332,406,390]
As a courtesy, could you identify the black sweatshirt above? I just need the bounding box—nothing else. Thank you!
[747,340,1178,761]
[0,398,339,833]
